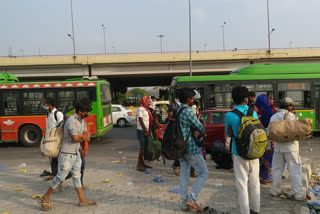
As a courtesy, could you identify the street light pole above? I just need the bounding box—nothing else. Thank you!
[157,34,164,53]
[204,43,207,52]
[220,22,226,51]
[70,0,76,57]
[267,0,271,54]
[20,49,24,57]
[188,0,192,76]
[102,24,106,55]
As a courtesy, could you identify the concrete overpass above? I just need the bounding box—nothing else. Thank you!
[1,48,320,92]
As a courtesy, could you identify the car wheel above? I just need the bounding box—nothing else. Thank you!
[19,125,42,147]
[117,118,127,127]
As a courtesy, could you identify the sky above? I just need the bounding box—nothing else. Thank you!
[1,0,320,57]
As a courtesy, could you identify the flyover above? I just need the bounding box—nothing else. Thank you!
[1,48,320,92]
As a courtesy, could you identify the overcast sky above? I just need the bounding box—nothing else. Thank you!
[1,0,320,57]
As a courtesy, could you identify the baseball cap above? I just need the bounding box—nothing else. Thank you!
[280,97,295,106]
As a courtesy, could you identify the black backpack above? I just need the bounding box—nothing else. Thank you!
[210,141,233,170]
[162,107,190,160]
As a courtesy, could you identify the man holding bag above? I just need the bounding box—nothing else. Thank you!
[269,97,305,200]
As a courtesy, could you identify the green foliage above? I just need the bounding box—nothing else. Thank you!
[115,92,127,105]
[127,88,150,98]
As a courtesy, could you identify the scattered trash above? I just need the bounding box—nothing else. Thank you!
[153,176,164,183]
[110,198,117,201]
[144,169,151,174]
[20,169,27,173]
[18,163,27,167]
[203,206,231,214]
[2,212,8,214]
[313,174,317,178]
[116,173,124,177]
[118,151,122,154]
[104,179,110,183]
[112,160,120,163]
[14,188,23,192]
[310,148,313,152]
[0,165,8,168]
[127,182,134,186]
[0,185,4,188]
[122,157,126,159]
[123,161,127,163]
[215,184,225,188]
[32,195,41,199]
[169,187,180,194]
[311,200,320,207]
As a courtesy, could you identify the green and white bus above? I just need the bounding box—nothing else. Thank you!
[170,64,320,131]
[0,74,113,147]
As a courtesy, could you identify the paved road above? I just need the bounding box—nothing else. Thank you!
[0,125,314,214]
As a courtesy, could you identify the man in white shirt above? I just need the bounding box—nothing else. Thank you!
[43,98,64,180]
[136,96,152,171]
[269,97,305,200]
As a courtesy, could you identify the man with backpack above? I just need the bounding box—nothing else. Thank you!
[269,97,305,200]
[43,97,65,181]
[225,86,261,214]
[177,89,207,212]
[39,101,96,211]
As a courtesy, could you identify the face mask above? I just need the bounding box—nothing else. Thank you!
[43,105,49,111]
[83,113,89,118]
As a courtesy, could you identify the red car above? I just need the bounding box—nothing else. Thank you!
[199,109,229,151]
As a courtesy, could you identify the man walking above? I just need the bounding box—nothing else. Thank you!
[225,86,260,214]
[43,98,64,181]
[39,101,96,211]
[269,97,305,200]
[178,88,207,212]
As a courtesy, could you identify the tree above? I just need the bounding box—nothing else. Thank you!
[115,92,126,105]
[127,88,150,98]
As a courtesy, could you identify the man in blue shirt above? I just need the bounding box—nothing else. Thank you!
[225,86,260,214]
[178,88,207,212]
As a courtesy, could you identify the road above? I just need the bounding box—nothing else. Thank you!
[0,125,316,214]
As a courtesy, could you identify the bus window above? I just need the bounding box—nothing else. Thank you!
[58,90,75,113]
[23,92,44,114]
[100,84,112,104]
[4,92,19,116]
[208,84,234,109]
[278,82,311,108]
[241,83,274,98]
[76,91,89,102]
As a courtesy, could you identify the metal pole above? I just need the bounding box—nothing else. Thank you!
[102,24,106,55]
[70,0,76,57]
[267,0,271,53]
[188,0,192,76]
[222,25,225,51]
[204,43,206,52]
[160,36,163,53]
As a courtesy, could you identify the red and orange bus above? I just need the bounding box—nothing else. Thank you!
[0,73,113,147]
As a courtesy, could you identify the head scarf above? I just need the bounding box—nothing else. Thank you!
[255,94,274,128]
[140,96,153,126]
[269,97,276,113]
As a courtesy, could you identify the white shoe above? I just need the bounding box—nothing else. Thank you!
[284,190,295,198]
[294,192,306,201]
[270,189,281,197]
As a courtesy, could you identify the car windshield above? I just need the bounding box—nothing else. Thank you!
[210,112,227,124]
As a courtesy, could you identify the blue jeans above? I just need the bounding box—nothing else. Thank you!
[51,152,82,189]
[137,129,147,149]
[179,153,208,207]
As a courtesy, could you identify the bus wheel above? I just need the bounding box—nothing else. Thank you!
[19,125,42,147]
[117,118,127,127]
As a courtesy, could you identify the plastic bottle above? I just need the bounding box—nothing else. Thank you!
[215,184,224,188]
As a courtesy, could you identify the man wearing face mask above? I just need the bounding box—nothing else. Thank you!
[39,101,96,211]
[43,98,65,181]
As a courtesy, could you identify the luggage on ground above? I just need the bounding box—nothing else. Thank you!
[211,141,233,169]
[144,135,162,161]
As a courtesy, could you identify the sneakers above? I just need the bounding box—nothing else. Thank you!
[270,189,281,197]
[294,192,306,201]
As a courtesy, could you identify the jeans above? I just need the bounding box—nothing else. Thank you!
[50,157,58,176]
[51,152,82,189]
[179,153,208,207]
[137,129,147,149]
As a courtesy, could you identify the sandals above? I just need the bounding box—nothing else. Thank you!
[186,201,204,212]
[38,197,52,211]
[79,200,97,207]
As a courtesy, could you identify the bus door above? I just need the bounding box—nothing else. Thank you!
[314,84,320,130]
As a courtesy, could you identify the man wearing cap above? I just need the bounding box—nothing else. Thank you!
[269,97,305,200]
